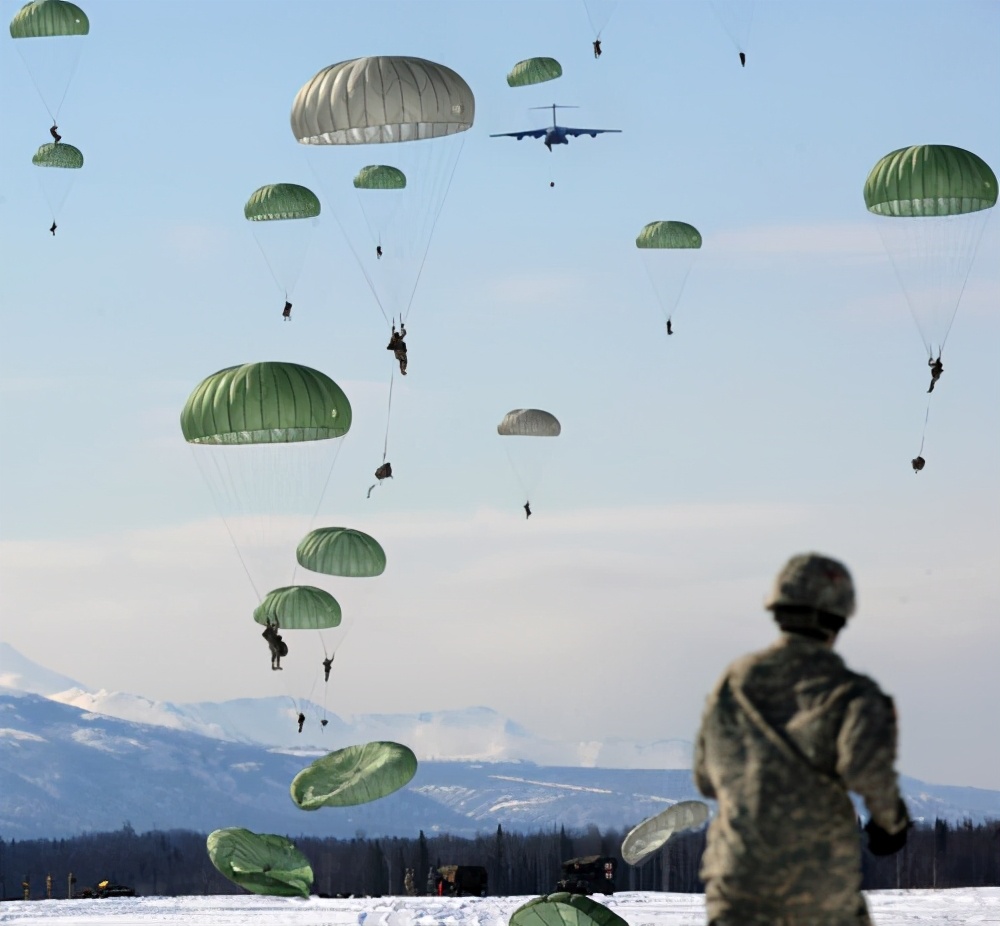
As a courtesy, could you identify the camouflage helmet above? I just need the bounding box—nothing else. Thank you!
[764,553,856,620]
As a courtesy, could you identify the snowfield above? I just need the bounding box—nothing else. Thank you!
[1,890,998,926]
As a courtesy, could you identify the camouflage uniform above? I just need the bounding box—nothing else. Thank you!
[694,554,909,926]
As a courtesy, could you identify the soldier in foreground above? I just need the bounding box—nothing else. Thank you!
[694,552,910,926]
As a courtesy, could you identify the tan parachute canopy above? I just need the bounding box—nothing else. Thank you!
[290,56,475,146]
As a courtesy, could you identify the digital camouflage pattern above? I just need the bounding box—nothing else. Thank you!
[764,552,856,619]
[695,633,909,926]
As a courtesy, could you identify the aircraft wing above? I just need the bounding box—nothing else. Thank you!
[562,127,622,137]
[489,128,548,140]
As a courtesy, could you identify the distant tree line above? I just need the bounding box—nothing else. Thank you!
[1,818,998,900]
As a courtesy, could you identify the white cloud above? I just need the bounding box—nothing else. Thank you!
[1,495,998,788]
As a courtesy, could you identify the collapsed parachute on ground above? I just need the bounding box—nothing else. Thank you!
[296,527,386,577]
[206,827,313,898]
[621,800,711,866]
[864,144,996,361]
[507,57,562,87]
[353,165,406,190]
[243,184,321,306]
[497,409,561,437]
[253,585,342,630]
[510,893,629,926]
[290,741,417,810]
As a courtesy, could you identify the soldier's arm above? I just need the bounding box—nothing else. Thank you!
[693,729,716,798]
[836,683,909,834]
[693,683,721,799]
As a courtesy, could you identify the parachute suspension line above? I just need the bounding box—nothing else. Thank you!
[355,188,382,249]
[306,158,390,326]
[382,368,395,464]
[503,444,530,500]
[917,398,932,457]
[290,440,346,587]
[582,0,618,39]
[937,227,990,356]
[251,231,289,297]
[401,136,466,324]
[188,446,263,602]
[50,50,83,124]
[331,197,391,326]
[13,42,84,125]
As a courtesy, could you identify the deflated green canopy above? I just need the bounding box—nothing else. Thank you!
[497,409,561,437]
[636,221,702,249]
[621,800,710,866]
[353,165,406,190]
[180,362,352,445]
[864,145,997,217]
[244,183,320,221]
[10,0,89,37]
[32,142,83,169]
[506,57,563,88]
[290,741,417,810]
[509,894,629,926]
[296,528,386,577]
[253,585,341,630]
[206,828,313,898]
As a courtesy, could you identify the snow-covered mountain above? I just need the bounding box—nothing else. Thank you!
[2,644,999,840]
[0,643,694,767]
[2,689,998,841]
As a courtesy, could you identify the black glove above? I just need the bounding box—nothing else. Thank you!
[865,801,910,856]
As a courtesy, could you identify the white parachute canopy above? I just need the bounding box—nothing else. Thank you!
[497,409,561,501]
[290,56,475,326]
[621,800,711,866]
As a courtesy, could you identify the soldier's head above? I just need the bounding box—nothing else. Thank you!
[764,552,855,642]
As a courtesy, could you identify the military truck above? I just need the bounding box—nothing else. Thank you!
[77,880,136,899]
[436,865,488,897]
[555,856,617,895]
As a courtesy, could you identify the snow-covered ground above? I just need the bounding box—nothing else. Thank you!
[1,890,998,925]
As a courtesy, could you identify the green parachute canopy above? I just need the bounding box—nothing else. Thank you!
[864,145,997,217]
[636,221,702,249]
[253,585,342,630]
[206,828,313,898]
[509,894,630,926]
[290,741,417,810]
[353,165,406,190]
[863,145,997,359]
[621,800,711,866]
[9,0,89,37]
[506,57,563,88]
[296,528,386,577]
[291,56,475,145]
[180,362,352,445]
[244,183,320,222]
[497,409,561,437]
[32,141,83,169]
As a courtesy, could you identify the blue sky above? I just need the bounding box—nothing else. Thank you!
[1,1,999,790]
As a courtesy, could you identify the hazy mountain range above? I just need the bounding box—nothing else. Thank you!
[2,643,998,840]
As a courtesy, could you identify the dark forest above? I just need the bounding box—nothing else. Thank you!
[2,817,998,900]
